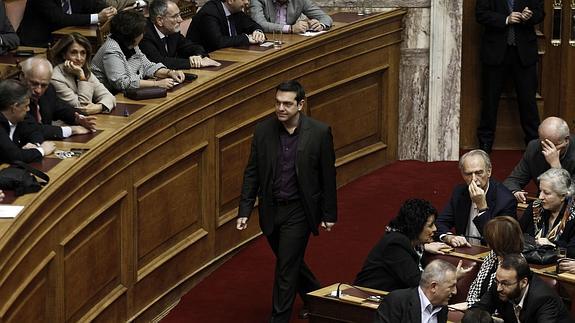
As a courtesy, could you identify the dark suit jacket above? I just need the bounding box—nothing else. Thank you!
[29,85,77,139]
[0,0,19,54]
[436,178,517,238]
[504,137,575,193]
[476,0,544,66]
[17,0,107,47]
[473,275,573,323]
[374,287,448,323]
[0,113,43,163]
[139,19,207,70]
[238,113,337,236]
[354,231,422,291]
[186,0,262,52]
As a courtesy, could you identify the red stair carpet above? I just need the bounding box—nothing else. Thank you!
[162,150,525,322]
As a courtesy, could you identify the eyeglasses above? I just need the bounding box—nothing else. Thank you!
[164,12,182,19]
[28,80,49,89]
[494,278,518,288]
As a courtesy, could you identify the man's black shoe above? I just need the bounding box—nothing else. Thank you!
[298,307,310,319]
[479,142,492,154]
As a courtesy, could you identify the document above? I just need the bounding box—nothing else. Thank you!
[0,205,24,218]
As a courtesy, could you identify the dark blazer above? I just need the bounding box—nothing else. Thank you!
[186,0,262,52]
[476,0,544,66]
[139,19,207,70]
[238,113,337,236]
[473,275,573,323]
[374,287,448,323]
[436,178,517,237]
[0,113,43,163]
[0,0,19,54]
[504,137,575,193]
[17,0,107,47]
[354,231,422,291]
[29,85,77,140]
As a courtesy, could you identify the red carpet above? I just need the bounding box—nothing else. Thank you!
[162,150,526,322]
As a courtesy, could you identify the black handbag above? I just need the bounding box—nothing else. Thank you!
[522,233,557,265]
[124,86,167,100]
[0,161,50,196]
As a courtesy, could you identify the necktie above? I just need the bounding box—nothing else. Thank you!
[62,0,71,14]
[34,101,42,124]
[228,16,237,36]
[507,0,516,45]
[162,37,168,53]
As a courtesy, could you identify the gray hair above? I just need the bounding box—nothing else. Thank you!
[420,259,457,288]
[459,149,492,171]
[149,0,172,20]
[537,168,575,197]
[20,57,53,77]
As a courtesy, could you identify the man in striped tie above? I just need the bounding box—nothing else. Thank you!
[475,0,544,154]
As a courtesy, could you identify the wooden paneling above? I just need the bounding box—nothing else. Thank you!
[0,10,405,322]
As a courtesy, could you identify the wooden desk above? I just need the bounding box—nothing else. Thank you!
[308,283,464,323]
[0,47,47,80]
[0,11,405,322]
[52,25,98,49]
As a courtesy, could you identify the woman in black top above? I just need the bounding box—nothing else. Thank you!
[354,199,450,291]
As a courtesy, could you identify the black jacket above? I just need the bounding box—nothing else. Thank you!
[186,0,262,52]
[139,19,207,70]
[375,287,448,323]
[29,85,77,140]
[0,113,43,163]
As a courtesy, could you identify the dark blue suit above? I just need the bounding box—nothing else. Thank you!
[436,178,517,238]
[375,287,448,323]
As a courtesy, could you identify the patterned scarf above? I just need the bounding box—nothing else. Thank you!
[533,197,575,242]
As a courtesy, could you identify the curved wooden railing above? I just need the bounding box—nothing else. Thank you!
[0,10,405,322]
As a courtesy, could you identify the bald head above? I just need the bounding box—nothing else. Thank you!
[539,117,570,145]
[20,57,53,100]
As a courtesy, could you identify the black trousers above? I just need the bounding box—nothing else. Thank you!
[477,45,540,147]
[266,201,320,323]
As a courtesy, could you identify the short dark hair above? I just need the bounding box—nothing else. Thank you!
[462,308,493,323]
[388,199,437,241]
[110,10,147,47]
[149,0,171,20]
[500,254,532,281]
[0,79,31,111]
[276,80,305,102]
[50,33,93,78]
[483,216,523,256]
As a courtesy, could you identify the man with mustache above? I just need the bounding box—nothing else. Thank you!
[504,116,575,204]
[436,149,517,246]
[472,254,572,323]
[374,259,458,323]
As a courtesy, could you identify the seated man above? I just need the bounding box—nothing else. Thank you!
[0,79,55,163]
[375,259,457,323]
[472,254,572,323]
[17,0,116,47]
[0,0,19,54]
[436,149,516,247]
[140,0,220,69]
[504,116,575,203]
[250,0,332,33]
[186,0,265,52]
[20,57,96,140]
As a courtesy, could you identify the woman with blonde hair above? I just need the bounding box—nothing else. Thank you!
[50,33,116,114]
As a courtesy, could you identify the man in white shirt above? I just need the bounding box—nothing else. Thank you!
[375,259,457,323]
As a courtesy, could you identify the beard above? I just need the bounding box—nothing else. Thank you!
[498,284,522,302]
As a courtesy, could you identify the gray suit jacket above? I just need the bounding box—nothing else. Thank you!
[51,64,116,112]
[249,0,332,33]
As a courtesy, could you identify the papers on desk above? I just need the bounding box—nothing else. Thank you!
[0,205,24,218]
[300,30,328,37]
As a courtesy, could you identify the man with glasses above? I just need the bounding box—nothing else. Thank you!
[236,80,337,322]
[472,253,572,322]
[140,0,221,70]
[20,57,96,140]
[436,149,516,247]
[504,116,575,203]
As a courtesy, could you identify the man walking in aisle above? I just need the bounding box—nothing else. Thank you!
[236,80,337,322]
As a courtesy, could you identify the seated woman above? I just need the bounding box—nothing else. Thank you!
[520,168,575,253]
[449,216,523,309]
[353,199,451,291]
[91,10,184,92]
[50,33,116,115]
